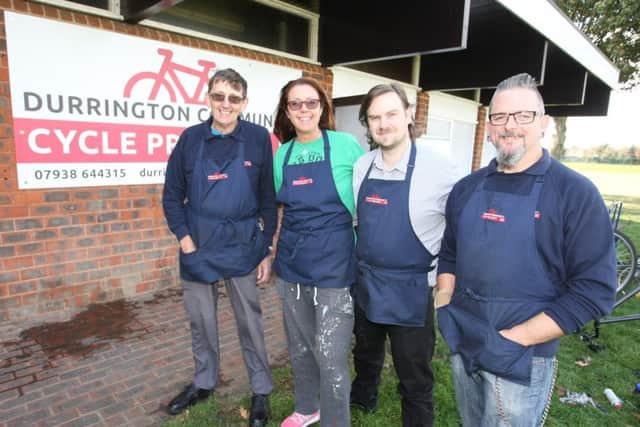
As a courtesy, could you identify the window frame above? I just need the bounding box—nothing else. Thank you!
[33,0,122,19]
[30,0,320,63]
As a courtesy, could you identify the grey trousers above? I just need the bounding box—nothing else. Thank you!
[182,270,273,394]
[278,278,354,427]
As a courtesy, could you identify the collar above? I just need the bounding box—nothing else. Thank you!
[201,117,247,142]
[372,141,411,173]
[486,148,551,176]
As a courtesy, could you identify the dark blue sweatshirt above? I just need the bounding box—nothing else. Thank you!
[162,118,277,245]
[438,149,616,335]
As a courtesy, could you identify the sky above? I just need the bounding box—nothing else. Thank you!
[562,86,640,149]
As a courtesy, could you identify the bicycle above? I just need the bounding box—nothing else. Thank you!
[123,48,216,105]
[581,201,639,351]
[610,200,637,297]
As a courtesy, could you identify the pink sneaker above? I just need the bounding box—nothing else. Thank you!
[280,410,320,427]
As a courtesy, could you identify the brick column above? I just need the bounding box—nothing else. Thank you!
[414,90,429,137]
[302,68,334,99]
[471,105,488,171]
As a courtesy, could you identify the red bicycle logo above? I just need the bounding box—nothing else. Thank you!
[123,48,216,105]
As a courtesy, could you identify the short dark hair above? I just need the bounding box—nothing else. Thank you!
[273,77,335,143]
[207,68,248,98]
[359,83,415,146]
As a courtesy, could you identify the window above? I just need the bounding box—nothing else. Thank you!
[67,0,110,8]
[426,117,452,141]
[32,0,118,16]
[151,0,315,58]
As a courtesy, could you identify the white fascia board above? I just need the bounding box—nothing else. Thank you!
[496,0,619,88]
[330,66,420,104]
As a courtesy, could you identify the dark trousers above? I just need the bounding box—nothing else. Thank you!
[351,302,436,427]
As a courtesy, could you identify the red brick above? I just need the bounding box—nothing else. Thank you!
[72,13,88,25]
[16,242,43,256]
[12,279,37,293]
[0,295,19,309]
[59,9,73,22]
[0,206,27,217]
[472,105,488,171]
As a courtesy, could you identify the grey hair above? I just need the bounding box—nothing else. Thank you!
[207,68,248,98]
[490,73,545,114]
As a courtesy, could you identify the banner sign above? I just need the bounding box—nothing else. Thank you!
[5,11,301,189]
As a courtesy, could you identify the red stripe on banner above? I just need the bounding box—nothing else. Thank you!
[13,117,186,163]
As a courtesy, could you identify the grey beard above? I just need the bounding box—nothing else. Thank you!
[496,144,526,168]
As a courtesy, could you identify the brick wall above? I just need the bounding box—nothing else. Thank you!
[0,0,329,336]
[414,90,430,137]
[471,105,487,171]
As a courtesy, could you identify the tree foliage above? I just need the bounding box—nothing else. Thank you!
[555,0,640,88]
[551,1,639,160]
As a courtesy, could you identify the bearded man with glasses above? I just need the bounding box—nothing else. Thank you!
[163,68,275,427]
[435,73,616,426]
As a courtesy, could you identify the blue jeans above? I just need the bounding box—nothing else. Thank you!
[451,353,557,427]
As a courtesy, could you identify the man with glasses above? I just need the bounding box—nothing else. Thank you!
[435,73,616,426]
[163,68,275,427]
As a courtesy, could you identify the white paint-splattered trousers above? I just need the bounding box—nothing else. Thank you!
[277,278,354,427]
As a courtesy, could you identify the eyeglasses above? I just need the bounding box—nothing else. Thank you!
[209,92,245,104]
[488,111,538,125]
[287,99,321,111]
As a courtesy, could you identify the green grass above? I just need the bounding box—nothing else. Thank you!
[563,162,640,198]
[166,164,640,426]
[563,162,640,175]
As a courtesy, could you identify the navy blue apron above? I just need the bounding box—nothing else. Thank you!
[180,136,267,283]
[354,143,434,327]
[273,130,356,288]
[438,174,558,385]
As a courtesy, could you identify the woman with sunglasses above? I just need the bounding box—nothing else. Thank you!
[272,77,364,427]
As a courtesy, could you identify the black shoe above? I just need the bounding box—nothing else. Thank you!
[167,384,212,415]
[249,394,270,427]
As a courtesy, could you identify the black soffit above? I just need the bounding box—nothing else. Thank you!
[318,0,469,66]
[477,44,589,106]
[477,73,610,117]
[416,0,611,116]
[420,1,547,91]
[545,74,611,116]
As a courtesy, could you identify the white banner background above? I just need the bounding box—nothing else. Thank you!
[5,11,302,188]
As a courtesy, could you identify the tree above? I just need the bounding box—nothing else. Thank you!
[551,116,566,159]
[556,0,640,87]
[627,145,638,164]
[551,0,639,160]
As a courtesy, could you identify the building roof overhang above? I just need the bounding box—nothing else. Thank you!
[320,0,619,116]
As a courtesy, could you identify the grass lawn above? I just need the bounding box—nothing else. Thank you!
[166,163,640,426]
[563,162,640,198]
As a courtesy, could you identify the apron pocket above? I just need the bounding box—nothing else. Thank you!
[180,250,209,283]
[476,330,533,385]
[356,264,428,327]
[438,302,489,357]
[239,221,267,261]
[437,305,460,351]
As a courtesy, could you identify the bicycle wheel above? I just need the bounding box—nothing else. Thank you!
[614,229,637,298]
